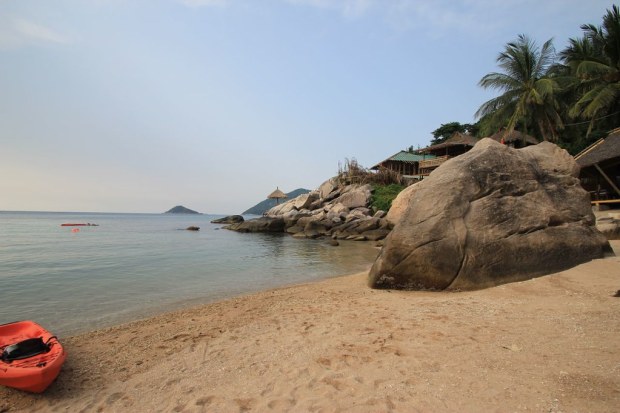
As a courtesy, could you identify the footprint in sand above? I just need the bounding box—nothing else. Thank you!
[234,398,256,411]
[195,396,215,406]
[267,399,295,409]
[316,357,332,367]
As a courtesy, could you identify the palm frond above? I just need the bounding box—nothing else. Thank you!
[478,72,521,92]
[534,78,559,99]
[475,92,518,119]
[581,82,620,118]
[575,60,614,78]
[535,38,556,76]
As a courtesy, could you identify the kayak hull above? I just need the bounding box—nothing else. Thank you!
[0,321,67,393]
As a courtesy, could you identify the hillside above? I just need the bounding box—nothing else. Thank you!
[242,188,310,215]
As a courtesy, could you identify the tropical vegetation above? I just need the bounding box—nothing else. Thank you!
[476,34,563,142]
[434,5,620,154]
[370,184,405,212]
[335,158,405,211]
[430,122,479,145]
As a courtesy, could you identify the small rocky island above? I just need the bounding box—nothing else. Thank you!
[165,205,200,214]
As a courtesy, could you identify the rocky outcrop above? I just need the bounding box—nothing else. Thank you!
[211,215,244,224]
[186,226,200,231]
[225,217,286,233]
[226,180,392,241]
[369,139,613,291]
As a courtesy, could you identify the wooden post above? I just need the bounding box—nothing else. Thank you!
[594,163,620,197]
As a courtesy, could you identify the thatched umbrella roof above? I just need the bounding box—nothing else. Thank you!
[575,128,620,168]
[268,187,287,204]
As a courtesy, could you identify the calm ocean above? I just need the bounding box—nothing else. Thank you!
[0,211,378,336]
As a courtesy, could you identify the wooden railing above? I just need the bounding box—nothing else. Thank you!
[419,155,450,170]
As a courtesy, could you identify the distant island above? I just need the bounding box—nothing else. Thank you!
[242,188,310,215]
[165,205,200,214]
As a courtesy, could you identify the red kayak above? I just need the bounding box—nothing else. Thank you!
[0,321,67,393]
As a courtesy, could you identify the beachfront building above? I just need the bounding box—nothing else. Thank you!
[416,132,480,176]
[415,131,539,176]
[575,127,620,208]
[370,150,436,184]
[373,130,539,182]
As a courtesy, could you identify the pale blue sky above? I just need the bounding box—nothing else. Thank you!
[0,0,614,213]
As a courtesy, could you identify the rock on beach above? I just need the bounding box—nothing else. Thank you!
[225,182,392,241]
[369,139,613,291]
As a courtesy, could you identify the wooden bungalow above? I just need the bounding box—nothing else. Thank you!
[373,130,539,183]
[371,150,436,183]
[416,132,480,176]
[575,127,620,208]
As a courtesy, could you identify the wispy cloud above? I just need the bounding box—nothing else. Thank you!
[283,0,374,18]
[278,0,492,34]
[0,17,69,50]
[14,19,69,44]
[178,0,228,7]
[182,0,374,18]
[280,0,604,37]
[384,0,485,35]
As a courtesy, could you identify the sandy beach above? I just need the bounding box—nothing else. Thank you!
[2,241,619,412]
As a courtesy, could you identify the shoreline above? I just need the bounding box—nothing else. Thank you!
[2,241,619,412]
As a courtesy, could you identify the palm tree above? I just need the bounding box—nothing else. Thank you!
[476,34,563,142]
[561,5,620,134]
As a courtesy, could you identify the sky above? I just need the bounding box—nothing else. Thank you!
[0,0,615,214]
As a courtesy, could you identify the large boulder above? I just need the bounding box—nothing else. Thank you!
[386,182,420,226]
[281,210,310,228]
[325,203,349,220]
[596,217,620,240]
[265,201,297,217]
[330,217,389,240]
[293,192,319,210]
[225,217,286,233]
[211,215,244,224]
[319,178,338,199]
[369,139,613,291]
[338,184,373,209]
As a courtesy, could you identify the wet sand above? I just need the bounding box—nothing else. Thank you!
[2,241,619,412]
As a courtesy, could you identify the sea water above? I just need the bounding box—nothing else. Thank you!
[0,211,379,336]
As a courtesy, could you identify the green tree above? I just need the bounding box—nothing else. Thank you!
[476,34,564,141]
[430,122,479,145]
[560,5,620,134]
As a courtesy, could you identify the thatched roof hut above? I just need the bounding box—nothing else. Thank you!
[575,129,620,168]
[417,132,480,156]
[575,128,620,202]
[415,133,479,176]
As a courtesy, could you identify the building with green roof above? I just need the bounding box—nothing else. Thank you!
[371,150,436,182]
